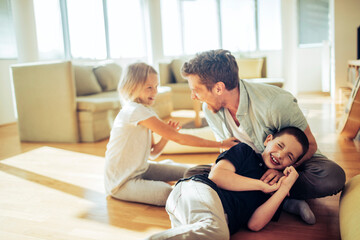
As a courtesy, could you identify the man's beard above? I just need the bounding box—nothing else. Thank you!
[207,104,221,113]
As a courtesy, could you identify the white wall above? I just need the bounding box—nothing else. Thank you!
[0,0,39,125]
[334,0,360,99]
[0,60,17,125]
[297,46,323,92]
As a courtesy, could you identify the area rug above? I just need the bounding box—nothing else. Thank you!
[182,118,208,129]
[0,147,105,193]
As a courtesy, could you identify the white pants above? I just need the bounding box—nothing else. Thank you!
[111,160,189,206]
[146,180,230,240]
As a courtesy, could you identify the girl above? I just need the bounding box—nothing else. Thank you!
[104,62,238,206]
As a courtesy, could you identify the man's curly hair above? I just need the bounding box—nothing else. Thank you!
[181,49,239,91]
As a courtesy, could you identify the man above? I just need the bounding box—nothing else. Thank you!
[181,49,345,224]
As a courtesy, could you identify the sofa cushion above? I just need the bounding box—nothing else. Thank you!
[170,59,187,83]
[77,91,121,112]
[94,62,122,91]
[236,58,264,79]
[73,64,102,96]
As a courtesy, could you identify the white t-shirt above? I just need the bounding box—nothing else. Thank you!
[224,109,260,153]
[104,101,157,195]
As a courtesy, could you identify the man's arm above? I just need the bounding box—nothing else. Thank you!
[248,166,299,231]
[209,160,281,193]
[294,125,317,167]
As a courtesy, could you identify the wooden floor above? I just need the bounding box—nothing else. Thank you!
[0,93,359,239]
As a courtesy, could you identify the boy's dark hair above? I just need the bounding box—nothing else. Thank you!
[181,49,239,91]
[273,127,309,162]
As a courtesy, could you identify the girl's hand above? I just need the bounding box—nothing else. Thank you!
[221,137,240,150]
[168,120,182,132]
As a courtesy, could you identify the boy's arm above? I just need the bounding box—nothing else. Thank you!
[247,166,299,231]
[209,160,281,193]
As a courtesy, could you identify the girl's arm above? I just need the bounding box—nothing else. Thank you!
[150,120,181,159]
[247,166,299,231]
[139,116,238,149]
[209,160,281,193]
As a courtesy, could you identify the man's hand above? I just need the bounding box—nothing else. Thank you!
[221,137,240,150]
[260,169,284,186]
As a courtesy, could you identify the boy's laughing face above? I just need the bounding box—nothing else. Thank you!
[261,134,304,170]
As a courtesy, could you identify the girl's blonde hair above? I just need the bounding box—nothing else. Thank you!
[118,62,157,104]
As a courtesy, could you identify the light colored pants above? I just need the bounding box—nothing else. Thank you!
[111,160,189,206]
[146,180,230,240]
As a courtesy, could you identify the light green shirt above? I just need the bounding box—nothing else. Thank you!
[203,79,309,153]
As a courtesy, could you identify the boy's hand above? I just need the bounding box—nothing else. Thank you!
[261,180,282,194]
[260,169,284,186]
[279,166,299,193]
[168,120,181,132]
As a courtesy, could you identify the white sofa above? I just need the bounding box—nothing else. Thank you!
[11,60,173,143]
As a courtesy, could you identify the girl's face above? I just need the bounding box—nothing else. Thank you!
[138,73,159,106]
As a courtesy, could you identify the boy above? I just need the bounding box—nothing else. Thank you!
[147,127,309,239]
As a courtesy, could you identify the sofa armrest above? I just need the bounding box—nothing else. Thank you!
[11,61,79,142]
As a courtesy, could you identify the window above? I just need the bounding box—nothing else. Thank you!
[258,0,282,50]
[33,0,64,60]
[161,0,281,57]
[221,0,256,52]
[298,0,329,45]
[181,0,219,55]
[67,0,107,59]
[160,0,182,56]
[0,0,17,58]
[107,0,146,58]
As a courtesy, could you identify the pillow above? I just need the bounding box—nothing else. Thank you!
[73,64,102,96]
[93,62,122,91]
[236,58,264,79]
[170,59,187,83]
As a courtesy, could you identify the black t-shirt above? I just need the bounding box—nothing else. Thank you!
[180,143,270,235]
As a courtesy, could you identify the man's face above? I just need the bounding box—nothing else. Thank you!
[261,133,303,170]
[187,74,222,113]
